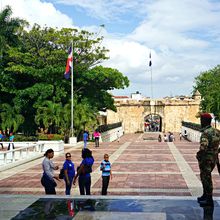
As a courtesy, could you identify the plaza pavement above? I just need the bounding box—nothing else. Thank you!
[0,132,220,197]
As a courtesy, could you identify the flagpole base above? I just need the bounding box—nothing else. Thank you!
[69,136,77,145]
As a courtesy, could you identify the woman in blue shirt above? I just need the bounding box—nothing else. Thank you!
[73,148,94,195]
[63,152,75,195]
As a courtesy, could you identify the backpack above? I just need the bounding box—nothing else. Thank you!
[77,165,92,175]
[59,168,64,179]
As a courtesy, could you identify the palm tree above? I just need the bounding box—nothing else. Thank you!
[0,5,25,59]
[0,103,24,132]
[35,101,63,134]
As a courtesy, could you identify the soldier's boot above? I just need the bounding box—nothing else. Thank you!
[197,194,207,203]
[199,195,214,207]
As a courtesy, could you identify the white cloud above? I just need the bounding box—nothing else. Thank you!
[55,0,146,20]
[2,0,74,28]
[2,0,220,97]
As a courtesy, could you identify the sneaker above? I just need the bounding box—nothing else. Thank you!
[197,194,206,203]
[199,198,214,207]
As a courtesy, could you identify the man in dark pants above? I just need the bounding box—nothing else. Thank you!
[196,113,220,206]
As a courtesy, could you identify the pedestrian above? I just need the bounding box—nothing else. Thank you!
[179,132,182,141]
[0,130,4,149]
[163,134,168,142]
[62,152,75,195]
[169,132,174,142]
[117,130,120,143]
[100,154,112,195]
[73,148,94,195]
[196,113,220,206]
[7,132,15,150]
[184,130,188,140]
[93,129,101,147]
[158,134,162,142]
[41,149,59,195]
[83,130,89,149]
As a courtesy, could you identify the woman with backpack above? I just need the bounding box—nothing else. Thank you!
[62,152,75,195]
[73,148,94,195]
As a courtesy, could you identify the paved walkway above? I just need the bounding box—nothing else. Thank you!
[0,132,220,197]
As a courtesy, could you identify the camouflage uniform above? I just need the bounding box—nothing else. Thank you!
[196,125,220,195]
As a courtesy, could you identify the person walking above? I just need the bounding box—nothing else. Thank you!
[62,152,75,195]
[158,134,162,142]
[7,132,15,150]
[41,149,59,195]
[83,130,89,149]
[117,130,120,143]
[0,130,4,149]
[93,130,101,147]
[100,154,112,195]
[73,148,94,195]
[196,113,220,206]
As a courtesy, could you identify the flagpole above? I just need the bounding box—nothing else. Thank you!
[150,64,153,99]
[71,41,74,137]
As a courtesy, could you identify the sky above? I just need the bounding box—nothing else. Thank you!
[2,0,220,98]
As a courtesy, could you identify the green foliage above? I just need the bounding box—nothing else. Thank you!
[194,65,220,120]
[0,5,26,61]
[0,103,24,132]
[182,121,201,131]
[37,133,64,141]
[15,134,38,142]
[98,122,122,132]
[0,8,130,137]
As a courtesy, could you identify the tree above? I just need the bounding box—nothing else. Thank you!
[193,65,220,120]
[0,103,24,132]
[35,100,63,134]
[0,5,25,63]
[0,18,129,136]
[76,66,129,111]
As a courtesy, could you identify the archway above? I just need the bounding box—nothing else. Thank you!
[144,114,162,132]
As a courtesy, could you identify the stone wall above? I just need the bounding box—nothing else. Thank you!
[107,96,201,134]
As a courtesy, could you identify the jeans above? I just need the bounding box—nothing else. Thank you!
[102,176,110,195]
[41,174,57,195]
[84,140,87,148]
[78,175,91,195]
[65,175,74,195]
[95,137,99,147]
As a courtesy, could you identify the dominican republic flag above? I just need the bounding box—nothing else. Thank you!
[149,52,152,67]
[64,47,73,79]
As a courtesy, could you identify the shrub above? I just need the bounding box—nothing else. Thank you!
[13,134,38,142]
[182,121,201,131]
[38,133,64,141]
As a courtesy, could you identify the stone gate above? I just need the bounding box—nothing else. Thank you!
[106,91,201,133]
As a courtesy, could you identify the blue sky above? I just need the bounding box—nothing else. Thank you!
[2,0,220,98]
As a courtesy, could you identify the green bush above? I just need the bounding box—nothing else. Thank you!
[97,122,122,132]
[182,121,201,131]
[12,134,38,142]
[38,133,64,141]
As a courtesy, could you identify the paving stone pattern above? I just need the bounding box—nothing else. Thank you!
[1,132,220,197]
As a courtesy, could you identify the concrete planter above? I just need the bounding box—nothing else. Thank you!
[69,137,77,145]
[38,140,64,154]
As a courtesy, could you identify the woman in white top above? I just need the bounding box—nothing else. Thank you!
[41,149,59,194]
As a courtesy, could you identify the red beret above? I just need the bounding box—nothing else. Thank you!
[201,113,212,119]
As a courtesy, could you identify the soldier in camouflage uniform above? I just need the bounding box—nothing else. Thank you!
[196,113,220,206]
